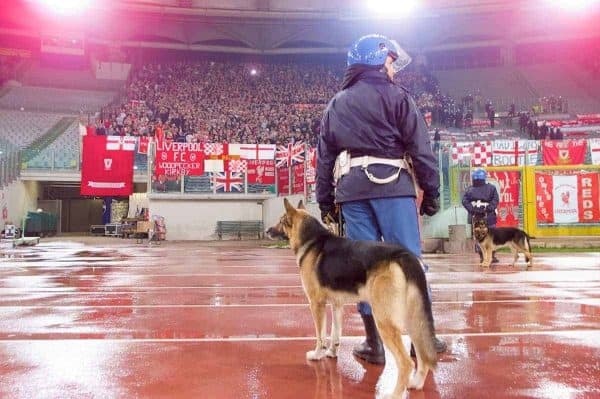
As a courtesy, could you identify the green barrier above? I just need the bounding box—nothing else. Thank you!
[24,211,57,237]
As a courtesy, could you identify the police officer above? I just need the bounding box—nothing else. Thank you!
[462,169,500,263]
[316,34,446,365]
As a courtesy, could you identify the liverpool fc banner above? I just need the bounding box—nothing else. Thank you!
[155,141,205,177]
[81,136,135,196]
[541,140,587,166]
[535,172,600,224]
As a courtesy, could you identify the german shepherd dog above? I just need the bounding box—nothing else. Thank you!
[267,199,437,398]
[472,217,533,269]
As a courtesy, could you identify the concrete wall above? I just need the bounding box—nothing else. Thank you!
[146,193,470,243]
[2,180,40,229]
[149,194,269,240]
[148,193,323,241]
[95,62,132,81]
[262,194,319,231]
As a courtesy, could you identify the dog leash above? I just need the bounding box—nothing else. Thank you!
[324,205,345,237]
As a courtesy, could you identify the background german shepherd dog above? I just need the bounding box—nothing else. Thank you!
[267,199,437,398]
[472,217,533,268]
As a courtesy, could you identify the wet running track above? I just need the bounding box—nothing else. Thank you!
[0,240,598,398]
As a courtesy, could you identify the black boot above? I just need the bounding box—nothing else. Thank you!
[353,313,385,365]
[491,251,500,264]
[410,336,448,357]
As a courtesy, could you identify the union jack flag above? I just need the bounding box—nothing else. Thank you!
[276,141,305,167]
[212,172,244,192]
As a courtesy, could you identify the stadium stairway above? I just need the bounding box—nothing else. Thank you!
[21,117,77,163]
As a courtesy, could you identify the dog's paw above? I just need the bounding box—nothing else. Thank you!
[306,349,327,361]
[325,347,338,358]
[408,374,425,390]
[382,391,406,399]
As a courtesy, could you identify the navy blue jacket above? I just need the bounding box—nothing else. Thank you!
[462,182,499,225]
[316,70,439,205]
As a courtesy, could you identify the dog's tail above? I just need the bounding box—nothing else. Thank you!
[404,257,438,370]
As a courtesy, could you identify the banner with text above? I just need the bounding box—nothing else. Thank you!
[277,166,290,195]
[541,140,587,166]
[155,141,205,177]
[292,164,305,195]
[487,171,521,227]
[247,160,275,185]
[535,171,600,224]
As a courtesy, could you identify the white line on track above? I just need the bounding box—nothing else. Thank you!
[0,283,598,292]
[0,329,596,343]
[0,298,598,309]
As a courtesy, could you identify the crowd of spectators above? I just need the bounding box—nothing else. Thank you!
[96,60,452,145]
[97,59,576,142]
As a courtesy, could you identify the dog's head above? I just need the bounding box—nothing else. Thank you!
[266,198,309,242]
[472,217,489,241]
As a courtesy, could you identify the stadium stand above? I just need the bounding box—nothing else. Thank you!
[23,61,123,91]
[519,63,600,113]
[0,110,64,148]
[0,86,116,113]
[25,121,80,170]
[434,66,537,106]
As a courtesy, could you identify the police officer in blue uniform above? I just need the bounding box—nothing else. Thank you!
[316,34,446,365]
[462,169,500,263]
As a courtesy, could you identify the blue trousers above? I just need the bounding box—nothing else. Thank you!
[342,197,430,316]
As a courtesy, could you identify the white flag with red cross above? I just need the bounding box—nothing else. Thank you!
[228,144,276,160]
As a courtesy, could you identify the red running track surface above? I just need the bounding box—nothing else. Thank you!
[0,241,599,398]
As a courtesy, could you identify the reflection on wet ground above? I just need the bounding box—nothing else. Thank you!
[0,240,598,398]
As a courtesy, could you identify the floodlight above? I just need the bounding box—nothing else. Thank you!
[548,0,597,12]
[33,0,92,15]
[250,69,257,76]
[366,0,419,17]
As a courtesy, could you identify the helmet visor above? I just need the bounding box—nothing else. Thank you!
[388,40,412,73]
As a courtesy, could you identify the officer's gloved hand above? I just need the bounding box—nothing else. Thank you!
[420,195,440,217]
[319,203,339,224]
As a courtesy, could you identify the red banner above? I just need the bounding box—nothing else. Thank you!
[535,172,600,224]
[138,137,149,154]
[292,164,305,195]
[487,171,521,227]
[277,166,290,195]
[578,173,600,223]
[576,114,600,125]
[155,141,204,177]
[535,173,554,223]
[247,160,275,185]
[306,148,316,184]
[541,140,587,165]
[81,135,135,196]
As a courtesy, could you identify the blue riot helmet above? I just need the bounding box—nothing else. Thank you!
[347,34,412,73]
[472,168,487,181]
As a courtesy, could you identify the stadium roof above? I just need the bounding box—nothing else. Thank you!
[0,0,599,55]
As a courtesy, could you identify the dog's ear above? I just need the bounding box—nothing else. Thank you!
[297,200,305,210]
[283,198,296,215]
